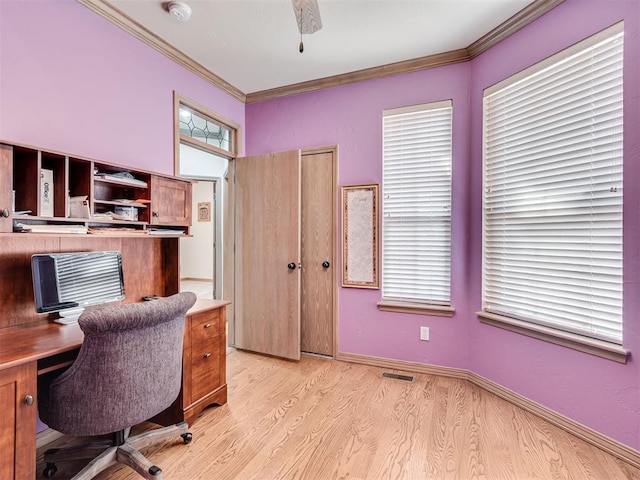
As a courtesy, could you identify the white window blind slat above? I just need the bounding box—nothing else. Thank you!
[482,23,623,344]
[56,252,124,305]
[382,101,453,305]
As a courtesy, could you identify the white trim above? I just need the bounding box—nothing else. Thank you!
[383,99,452,117]
[337,351,640,469]
[484,21,623,97]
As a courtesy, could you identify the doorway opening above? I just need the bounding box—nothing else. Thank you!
[172,92,240,304]
[180,177,218,299]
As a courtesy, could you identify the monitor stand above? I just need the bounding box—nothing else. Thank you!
[54,307,85,325]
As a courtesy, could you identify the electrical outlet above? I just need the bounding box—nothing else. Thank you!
[420,326,430,341]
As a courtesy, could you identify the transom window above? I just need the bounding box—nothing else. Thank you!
[179,106,233,153]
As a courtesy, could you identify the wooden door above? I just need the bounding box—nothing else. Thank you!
[301,151,334,356]
[0,145,13,233]
[150,175,192,226]
[234,151,301,360]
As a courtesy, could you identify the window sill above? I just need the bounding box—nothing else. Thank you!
[476,311,629,364]
[377,301,455,317]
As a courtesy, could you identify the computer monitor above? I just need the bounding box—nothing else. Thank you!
[31,251,125,324]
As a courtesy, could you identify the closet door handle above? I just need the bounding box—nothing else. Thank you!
[24,395,34,406]
[322,261,330,268]
[0,208,9,218]
[204,352,212,359]
[287,262,296,270]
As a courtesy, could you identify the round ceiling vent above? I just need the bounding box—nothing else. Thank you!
[167,2,192,22]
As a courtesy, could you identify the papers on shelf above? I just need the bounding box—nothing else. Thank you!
[88,227,148,235]
[15,223,88,234]
[69,196,91,219]
[94,172,148,187]
[148,228,185,236]
[112,199,148,208]
[13,210,32,216]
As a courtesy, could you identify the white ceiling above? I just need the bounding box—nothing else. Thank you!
[106,0,535,94]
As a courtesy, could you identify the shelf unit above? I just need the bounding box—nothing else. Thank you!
[0,141,206,480]
[1,141,192,235]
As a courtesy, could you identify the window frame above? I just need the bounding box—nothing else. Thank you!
[378,100,455,317]
[477,22,628,363]
[173,92,239,174]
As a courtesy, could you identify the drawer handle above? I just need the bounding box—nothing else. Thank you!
[204,352,212,358]
[204,323,212,329]
[24,395,34,406]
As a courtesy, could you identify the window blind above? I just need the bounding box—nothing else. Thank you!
[482,23,624,343]
[382,100,452,305]
[56,252,124,305]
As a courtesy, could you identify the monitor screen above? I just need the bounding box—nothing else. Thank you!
[31,251,125,316]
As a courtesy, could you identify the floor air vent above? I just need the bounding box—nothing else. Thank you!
[381,372,414,382]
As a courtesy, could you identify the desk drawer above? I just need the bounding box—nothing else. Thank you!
[191,340,221,401]
[190,310,221,345]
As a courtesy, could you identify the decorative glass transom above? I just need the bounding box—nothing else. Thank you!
[179,106,232,152]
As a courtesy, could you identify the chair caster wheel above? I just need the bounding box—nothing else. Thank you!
[181,432,193,444]
[43,463,58,478]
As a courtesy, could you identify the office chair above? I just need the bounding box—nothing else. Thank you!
[38,292,197,480]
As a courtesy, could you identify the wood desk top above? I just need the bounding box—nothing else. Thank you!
[0,320,83,371]
[0,298,230,372]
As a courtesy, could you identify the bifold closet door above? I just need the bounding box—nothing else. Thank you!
[301,151,334,356]
[234,150,301,360]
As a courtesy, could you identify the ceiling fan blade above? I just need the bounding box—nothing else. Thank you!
[292,0,322,35]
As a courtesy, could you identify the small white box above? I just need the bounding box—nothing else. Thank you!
[114,206,138,221]
[40,169,54,217]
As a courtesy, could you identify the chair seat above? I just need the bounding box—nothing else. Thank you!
[38,292,198,479]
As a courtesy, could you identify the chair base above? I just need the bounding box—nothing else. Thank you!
[43,422,191,480]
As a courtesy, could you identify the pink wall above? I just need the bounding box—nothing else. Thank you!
[0,0,244,175]
[0,0,245,433]
[2,0,639,452]
[468,0,640,450]
[247,0,640,449]
[247,63,474,370]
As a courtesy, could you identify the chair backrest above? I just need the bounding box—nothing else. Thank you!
[39,292,197,436]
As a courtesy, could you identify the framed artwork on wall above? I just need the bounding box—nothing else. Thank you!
[342,184,379,288]
[197,202,211,222]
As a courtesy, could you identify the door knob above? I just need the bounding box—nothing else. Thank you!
[24,395,34,406]
[322,261,330,269]
[287,262,296,270]
[0,208,9,218]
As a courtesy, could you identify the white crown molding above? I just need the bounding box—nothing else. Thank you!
[77,0,247,103]
[246,0,566,103]
[78,0,565,104]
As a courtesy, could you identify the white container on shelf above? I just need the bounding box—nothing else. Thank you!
[114,206,138,221]
[40,169,54,217]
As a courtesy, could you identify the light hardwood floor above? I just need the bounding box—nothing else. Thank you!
[37,350,640,479]
[180,279,214,300]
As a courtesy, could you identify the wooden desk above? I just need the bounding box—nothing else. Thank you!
[0,320,80,480]
[0,298,229,480]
